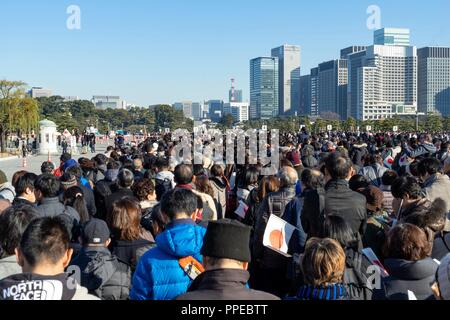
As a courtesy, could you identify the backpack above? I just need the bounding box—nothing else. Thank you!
[155,178,173,201]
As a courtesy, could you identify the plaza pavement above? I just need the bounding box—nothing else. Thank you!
[0,143,111,181]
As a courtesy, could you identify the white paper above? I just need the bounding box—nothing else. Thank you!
[263,214,296,256]
[234,200,249,219]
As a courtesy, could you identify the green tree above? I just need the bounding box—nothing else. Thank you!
[424,114,443,132]
[443,116,450,131]
[218,113,235,130]
[343,117,357,131]
[0,80,40,152]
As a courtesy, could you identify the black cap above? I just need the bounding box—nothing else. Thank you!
[201,219,251,262]
[81,219,110,245]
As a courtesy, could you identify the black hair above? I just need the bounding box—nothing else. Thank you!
[149,203,170,235]
[409,161,421,177]
[174,164,193,185]
[391,176,422,200]
[301,169,324,190]
[193,164,207,177]
[243,167,259,188]
[160,189,198,220]
[41,161,55,174]
[63,186,90,224]
[107,160,121,170]
[381,170,399,186]
[66,165,82,180]
[60,153,72,163]
[403,198,448,233]
[349,174,368,192]
[324,152,352,180]
[117,169,134,188]
[15,173,38,196]
[0,205,37,256]
[34,174,61,198]
[418,158,442,177]
[322,215,358,249]
[154,157,169,170]
[19,217,70,267]
[210,164,224,177]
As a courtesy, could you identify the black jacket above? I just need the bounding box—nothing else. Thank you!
[176,269,280,301]
[324,180,367,241]
[70,247,131,300]
[350,144,369,167]
[12,197,35,207]
[109,238,154,271]
[373,258,438,300]
[432,231,450,261]
[343,247,374,300]
[301,188,325,238]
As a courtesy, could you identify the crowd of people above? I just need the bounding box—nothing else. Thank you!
[0,128,449,301]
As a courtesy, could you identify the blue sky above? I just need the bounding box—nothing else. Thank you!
[1,0,450,106]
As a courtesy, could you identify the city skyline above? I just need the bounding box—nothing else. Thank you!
[1,0,450,106]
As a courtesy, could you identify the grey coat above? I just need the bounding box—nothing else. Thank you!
[36,197,80,222]
[0,255,21,281]
[422,174,450,213]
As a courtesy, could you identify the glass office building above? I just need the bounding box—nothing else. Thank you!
[250,57,279,120]
[418,47,450,115]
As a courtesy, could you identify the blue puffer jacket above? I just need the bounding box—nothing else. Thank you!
[130,219,206,300]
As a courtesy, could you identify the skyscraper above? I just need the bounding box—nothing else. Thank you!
[348,50,368,119]
[271,45,301,115]
[418,47,450,115]
[374,28,410,47]
[317,59,348,119]
[299,75,311,115]
[310,67,319,117]
[250,57,279,120]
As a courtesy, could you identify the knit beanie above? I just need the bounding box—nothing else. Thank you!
[201,219,251,262]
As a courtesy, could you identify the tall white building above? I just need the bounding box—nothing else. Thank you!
[355,45,417,120]
[271,45,301,115]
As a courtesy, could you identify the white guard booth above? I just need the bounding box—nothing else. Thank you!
[38,119,59,155]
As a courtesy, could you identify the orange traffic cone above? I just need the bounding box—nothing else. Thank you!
[48,151,52,164]
[22,156,27,168]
